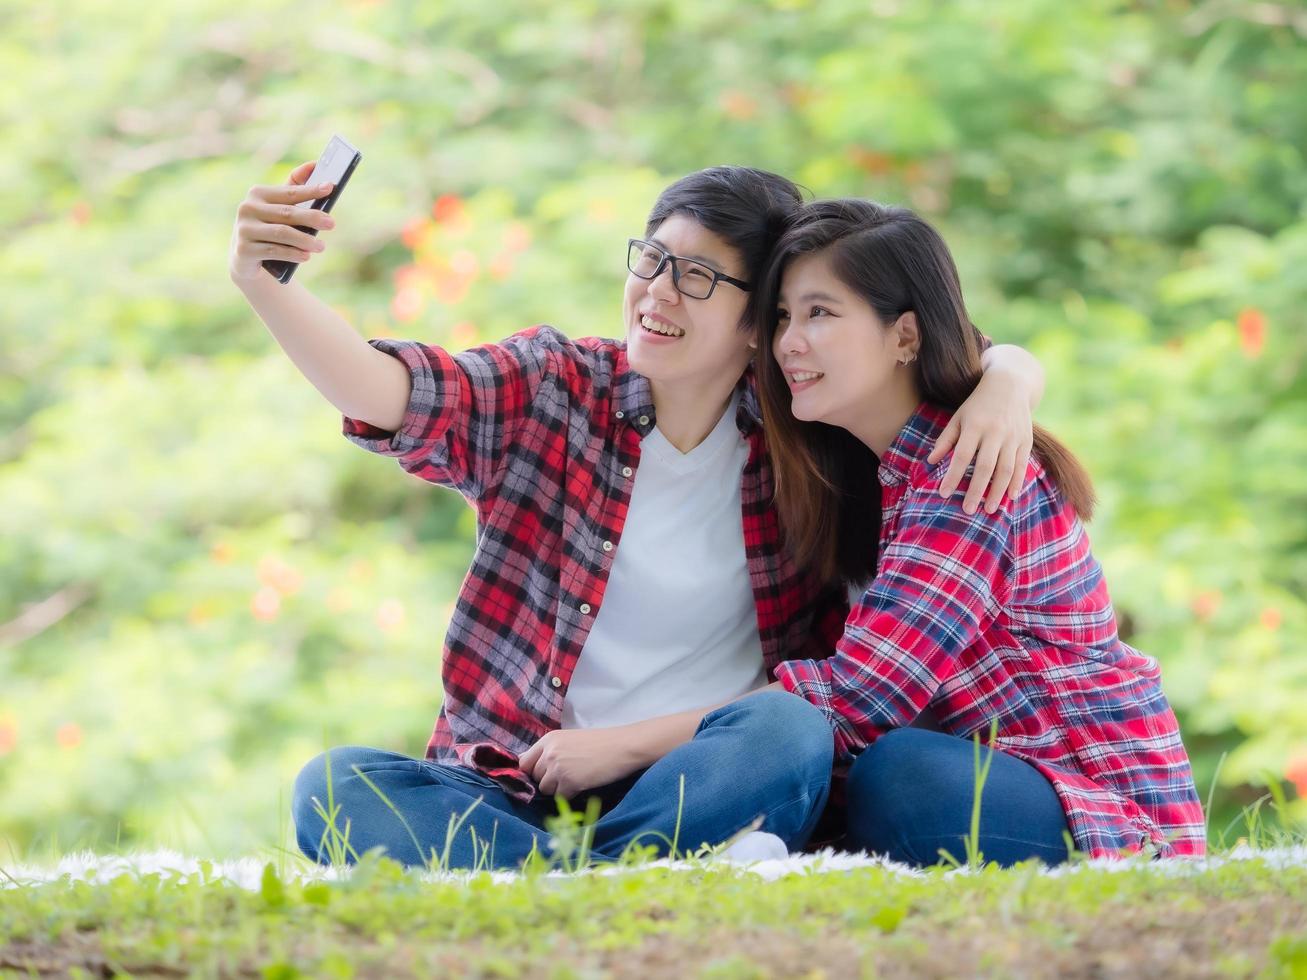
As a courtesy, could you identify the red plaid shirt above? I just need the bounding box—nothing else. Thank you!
[777,403,1206,858]
[344,326,847,803]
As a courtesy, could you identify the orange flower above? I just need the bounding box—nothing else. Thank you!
[433,275,470,306]
[1287,753,1307,800]
[0,718,17,755]
[1260,607,1282,631]
[209,541,235,564]
[719,90,759,121]
[393,263,425,290]
[450,249,480,280]
[400,217,427,250]
[1190,590,1222,622]
[392,285,424,322]
[503,222,531,253]
[257,556,303,596]
[70,201,92,226]
[56,722,82,749]
[432,194,465,224]
[251,587,281,622]
[1237,308,1266,357]
[848,146,895,176]
[376,598,406,633]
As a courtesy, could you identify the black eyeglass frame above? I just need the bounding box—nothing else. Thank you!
[626,238,752,299]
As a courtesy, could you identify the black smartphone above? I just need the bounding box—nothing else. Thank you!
[263,134,362,285]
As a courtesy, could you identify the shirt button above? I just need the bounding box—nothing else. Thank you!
[615,410,625,419]
[602,540,614,552]
[638,415,650,426]
[580,603,592,614]
[621,466,633,477]
[551,676,563,689]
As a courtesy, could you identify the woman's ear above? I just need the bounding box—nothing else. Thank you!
[894,311,921,361]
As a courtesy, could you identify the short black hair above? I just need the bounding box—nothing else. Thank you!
[645,167,805,327]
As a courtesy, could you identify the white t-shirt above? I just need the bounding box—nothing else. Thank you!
[560,392,767,729]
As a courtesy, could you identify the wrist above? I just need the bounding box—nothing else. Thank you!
[616,724,654,772]
[981,345,1044,409]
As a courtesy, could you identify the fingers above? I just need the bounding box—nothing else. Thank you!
[1007,438,1032,500]
[927,417,959,465]
[244,220,326,254]
[984,447,1018,514]
[939,427,978,498]
[288,160,318,185]
[258,181,336,207]
[963,442,1000,514]
[537,768,558,797]
[239,198,336,232]
[518,742,541,776]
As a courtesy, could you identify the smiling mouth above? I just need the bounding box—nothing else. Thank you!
[788,371,824,384]
[640,314,686,338]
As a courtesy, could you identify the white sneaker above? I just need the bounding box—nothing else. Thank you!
[720,830,789,863]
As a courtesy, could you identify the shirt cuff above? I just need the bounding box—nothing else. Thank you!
[342,339,461,457]
[775,658,862,761]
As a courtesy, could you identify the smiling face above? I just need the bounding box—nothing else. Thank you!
[773,250,917,434]
[622,214,756,390]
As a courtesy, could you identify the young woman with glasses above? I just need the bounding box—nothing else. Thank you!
[229,165,1047,869]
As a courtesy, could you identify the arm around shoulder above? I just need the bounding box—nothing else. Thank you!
[981,343,1045,411]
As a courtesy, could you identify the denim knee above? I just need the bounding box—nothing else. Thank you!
[712,690,834,785]
[845,729,932,853]
[291,745,385,830]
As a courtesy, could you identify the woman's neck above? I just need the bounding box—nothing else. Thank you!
[845,377,923,458]
[650,375,740,453]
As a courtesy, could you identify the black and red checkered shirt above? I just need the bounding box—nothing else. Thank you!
[344,325,847,803]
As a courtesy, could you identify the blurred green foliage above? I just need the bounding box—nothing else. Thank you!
[1,0,1304,856]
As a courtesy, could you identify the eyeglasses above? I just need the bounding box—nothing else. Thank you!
[626,239,752,300]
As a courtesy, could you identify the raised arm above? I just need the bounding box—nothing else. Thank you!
[228,160,412,431]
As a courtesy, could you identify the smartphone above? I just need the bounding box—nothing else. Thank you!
[263,134,362,284]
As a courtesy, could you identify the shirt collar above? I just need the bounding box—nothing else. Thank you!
[877,401,952,486]
[613,350,762,438]
[613,350,658,436]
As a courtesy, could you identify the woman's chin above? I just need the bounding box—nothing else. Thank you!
[789,400,822,424]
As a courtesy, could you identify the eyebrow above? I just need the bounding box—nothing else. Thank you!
[780,291,843,304]
[648,237,725,272]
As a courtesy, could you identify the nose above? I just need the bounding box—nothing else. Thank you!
[776,323,807,357]
[647,261,681,304]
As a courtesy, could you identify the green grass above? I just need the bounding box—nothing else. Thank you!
[2,851,1306,977]
[3,747,1304,976]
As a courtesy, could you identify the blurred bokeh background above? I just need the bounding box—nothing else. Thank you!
[2,0,1304,859]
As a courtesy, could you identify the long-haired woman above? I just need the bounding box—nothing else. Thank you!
[755,199,1206,865]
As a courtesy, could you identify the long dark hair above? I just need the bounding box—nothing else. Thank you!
[753,199,1096,583]
[646,167,804,328]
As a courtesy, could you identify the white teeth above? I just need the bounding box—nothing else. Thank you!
[790,371,824,383]
[640,315,685,338]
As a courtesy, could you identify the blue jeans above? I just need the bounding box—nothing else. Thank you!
[845,728,1073,867]
[292,691,833,869]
